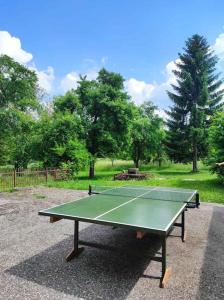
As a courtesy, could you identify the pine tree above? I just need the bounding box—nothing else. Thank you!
[166,34,224,172]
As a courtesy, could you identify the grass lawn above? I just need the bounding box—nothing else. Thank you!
[48,159,224,204]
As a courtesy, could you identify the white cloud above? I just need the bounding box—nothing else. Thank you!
[85,69,98,80]
[2,29,224,103]
[125,60,179,108]
[0,31,33,64]
[213,33,224,58]
[59,56,108,93]
[35,66,55,93]
[155,108,168,120]
[0,30,55,94]
[163,59,179,85]
[213,32,224,71]
[60,61,177,107]
[60,71,80,93]
[101,56,108,65]
[59,69,98,93]
[124,78,156,105]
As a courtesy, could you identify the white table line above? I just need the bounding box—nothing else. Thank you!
[95,188,157,220]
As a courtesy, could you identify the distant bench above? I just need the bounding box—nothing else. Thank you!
[216,162,224,167]
[114,168,150,180]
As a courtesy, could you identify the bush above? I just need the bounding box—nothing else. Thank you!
[28,161,44,170]
[54,139,90,175]
[208,112,224,182]
[0,165,14,172]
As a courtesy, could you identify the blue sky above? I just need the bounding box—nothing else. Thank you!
[1,0,224,109]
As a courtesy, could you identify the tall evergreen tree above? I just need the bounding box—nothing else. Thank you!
[166,34,224,172]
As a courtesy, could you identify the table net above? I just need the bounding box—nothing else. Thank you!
[90,185,196,203]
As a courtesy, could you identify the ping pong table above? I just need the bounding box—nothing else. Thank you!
[38,185,200,287]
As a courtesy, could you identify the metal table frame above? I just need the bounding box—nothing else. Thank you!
[39,188,200,287]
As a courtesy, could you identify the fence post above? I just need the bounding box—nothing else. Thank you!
[13,169,16,188]
[45,168,48,183]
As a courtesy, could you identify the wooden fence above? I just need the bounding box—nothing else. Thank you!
[0,168,69,192]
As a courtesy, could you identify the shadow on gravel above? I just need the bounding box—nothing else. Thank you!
[196,206,224,300]
[6,224,162,300]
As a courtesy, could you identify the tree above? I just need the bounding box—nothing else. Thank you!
[166,35,224,172]
[0,55,40,167]
[8,112,36,169]
[207,112,224,182]
[130,101,165,168]
[31,111,88,172]
[0,55,39,111]
[53,90,80,114]
[53,139,90,174]
[76,68,134,178]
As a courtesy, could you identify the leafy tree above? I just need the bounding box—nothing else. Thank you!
[0,55,40,167]
[130,101,165,168]
[152,128,166,167]
[8,112,36,169]
[76,68,134,178]
[0,55,39,110]
[131,118,152,167]
[207,112,224,182]
[53,90,80,114]
[54,139,89,174]
[166,35,224,172]
[31,111,88,172]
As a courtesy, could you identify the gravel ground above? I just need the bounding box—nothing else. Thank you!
[0,187,224,300]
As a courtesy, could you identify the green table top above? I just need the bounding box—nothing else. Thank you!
[39,186,197,234]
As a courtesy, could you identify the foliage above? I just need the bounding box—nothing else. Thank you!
[0,55,39,110]
[1,48,224,181]
[54,139,90,174]
[0,55,40,168]
[28,161,44,170]
[130,101,165,167]
[8,111,36,168]
[166,35,224,172]
[53,90,81,114]
[0,164,14,172]
[76,68,134,177]
[207,112,224,182]
[31,111,85,170]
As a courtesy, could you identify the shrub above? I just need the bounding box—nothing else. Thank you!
[208,112,224,182]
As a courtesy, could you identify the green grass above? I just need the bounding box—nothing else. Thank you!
[47,159,224,204]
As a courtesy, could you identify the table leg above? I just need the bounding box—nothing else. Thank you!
[66,220,84,262]
[173,210,186,241]
[181,210,186,242]
[160,236,172,288]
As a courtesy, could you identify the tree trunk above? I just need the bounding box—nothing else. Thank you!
[192,139,198,172]
[111,159,114,167]
[89,160,95,178]
[158,159,162,167]
[134,146,140,168]
[134,159,139,168]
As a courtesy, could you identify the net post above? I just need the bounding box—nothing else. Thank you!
[196,193,200,208]
[88,185,92,195]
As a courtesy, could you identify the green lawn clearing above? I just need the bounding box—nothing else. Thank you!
[48,159,224,204]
